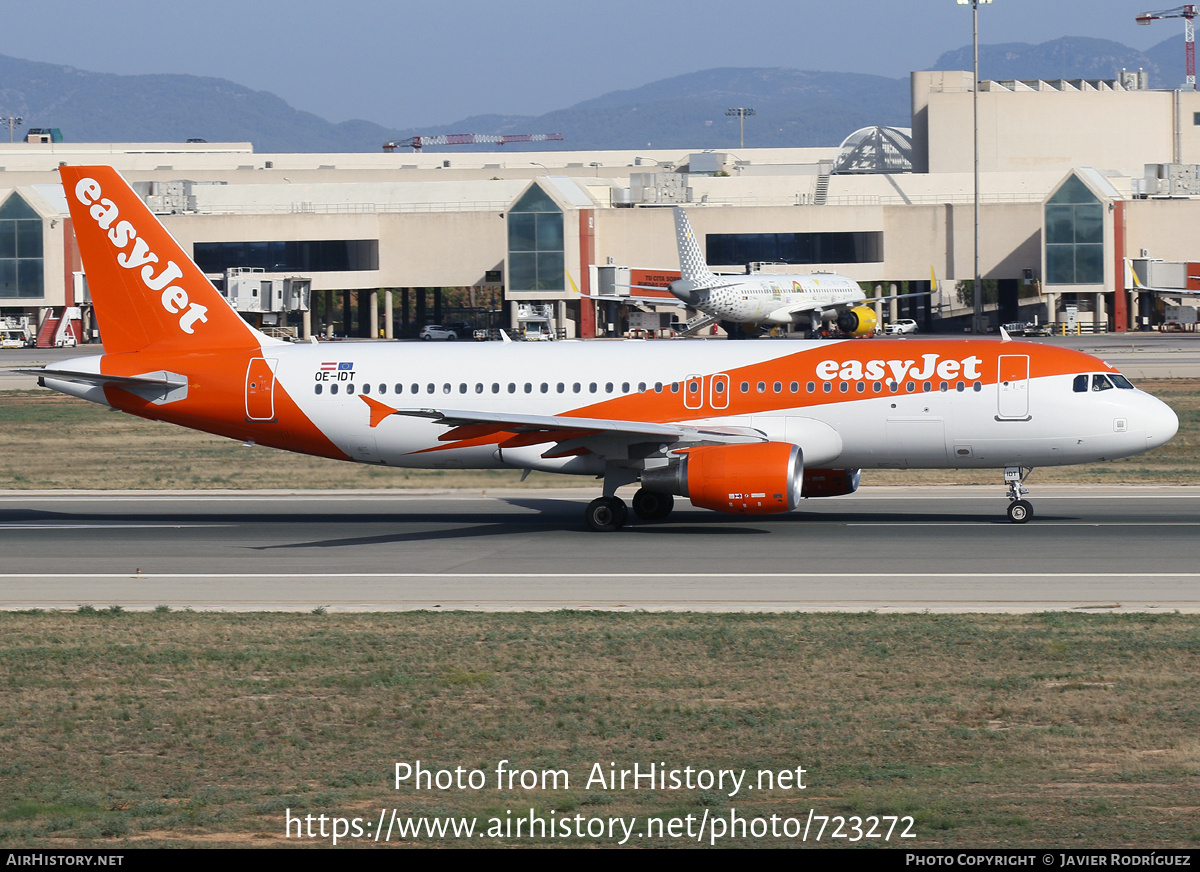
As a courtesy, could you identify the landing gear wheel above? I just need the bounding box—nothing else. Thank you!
[632,489,674,522]
[585,496,628,532]
[1006,499,1033,524]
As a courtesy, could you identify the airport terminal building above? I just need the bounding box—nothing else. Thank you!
[3,69,1200,344]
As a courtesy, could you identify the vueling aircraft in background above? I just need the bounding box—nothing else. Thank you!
[667,206,928,337]
[29,166,1177,531]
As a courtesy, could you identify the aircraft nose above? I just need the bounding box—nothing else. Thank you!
[1143,394,1179,450]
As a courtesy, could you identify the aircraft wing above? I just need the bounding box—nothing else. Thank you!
[372,400,765,459]
[766,301,826,322]
[767,287,936,324]
[875,289,933,303]
[390,405,764,442]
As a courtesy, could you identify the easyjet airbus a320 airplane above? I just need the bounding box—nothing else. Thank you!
[31,166,1178,530]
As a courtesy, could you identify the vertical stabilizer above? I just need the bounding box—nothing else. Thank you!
[59,165,274,354]
[673,207,719,286]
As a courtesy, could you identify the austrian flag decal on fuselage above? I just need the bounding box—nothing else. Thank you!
[315,362,356,382]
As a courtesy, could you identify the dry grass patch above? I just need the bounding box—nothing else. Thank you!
[2,611,1200,847]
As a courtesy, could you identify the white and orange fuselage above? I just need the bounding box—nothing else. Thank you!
[47,337,1175,474]
[36,166,1179,529]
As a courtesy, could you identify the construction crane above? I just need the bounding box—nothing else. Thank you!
[382,133,564,152]
[1136,5,1198,89]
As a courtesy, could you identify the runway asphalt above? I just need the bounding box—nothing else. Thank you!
[1,486,1197,613]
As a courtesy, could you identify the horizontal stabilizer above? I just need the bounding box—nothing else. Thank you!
[19,367,183,388]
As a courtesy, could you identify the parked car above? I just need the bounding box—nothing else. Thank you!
[419,325,458,341]
[444,321,475,339]
[883,319,918,335]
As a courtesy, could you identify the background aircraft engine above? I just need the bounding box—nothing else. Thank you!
[800,468,860,498]
[641,442,803,514]
[836,306,878,337]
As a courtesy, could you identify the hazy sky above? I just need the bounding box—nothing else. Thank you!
[0,0,1176,129]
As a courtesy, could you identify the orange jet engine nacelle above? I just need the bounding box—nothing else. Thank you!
[642,441,803,514]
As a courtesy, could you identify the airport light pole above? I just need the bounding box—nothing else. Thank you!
[726,107,756,149]
[2,116,22,143]
[958,0,991,334]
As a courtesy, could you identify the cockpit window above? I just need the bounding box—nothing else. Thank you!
[1110,374,1135,389]
[1092,374,1114,392]
[1073,375,1088,393]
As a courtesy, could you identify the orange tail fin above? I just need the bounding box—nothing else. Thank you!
[59,165,272,354]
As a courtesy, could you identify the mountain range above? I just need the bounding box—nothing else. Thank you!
[0,35,1187,154]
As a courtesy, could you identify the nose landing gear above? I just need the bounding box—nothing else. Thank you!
[1004,466,1033,524]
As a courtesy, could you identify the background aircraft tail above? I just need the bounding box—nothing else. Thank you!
[59,165,273,355]
[673,207,719,286]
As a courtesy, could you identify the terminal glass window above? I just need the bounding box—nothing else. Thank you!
[507,185,564,292]
[193,239,379,273]
[1045,175,1103,285]
[706,231,882,266]
[0,194,44,298]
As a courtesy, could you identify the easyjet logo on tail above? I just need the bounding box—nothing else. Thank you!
[815,353,984,383]
[74,178,209,335]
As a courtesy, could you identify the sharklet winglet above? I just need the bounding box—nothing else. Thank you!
[361,395,399,428]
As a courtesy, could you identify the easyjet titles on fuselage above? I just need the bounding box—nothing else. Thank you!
[73,177,209,335]
[815,353,984,383]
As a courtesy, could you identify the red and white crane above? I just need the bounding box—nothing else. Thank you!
[1137,5,1198,90]
[382,133,564,152]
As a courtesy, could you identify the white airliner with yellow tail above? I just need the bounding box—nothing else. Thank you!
[668,206,927,337]
[29,166,1177,530]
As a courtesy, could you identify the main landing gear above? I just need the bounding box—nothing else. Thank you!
[585,496,628,532]
[1004,466,1034,524]
[585,488,675,531]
